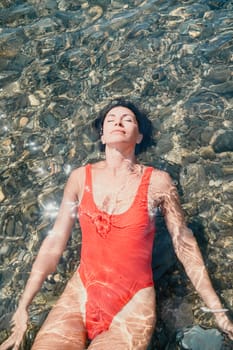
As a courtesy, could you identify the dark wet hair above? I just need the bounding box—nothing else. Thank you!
[93,98,155,155]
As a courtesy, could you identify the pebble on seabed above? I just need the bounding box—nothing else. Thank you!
[0,0,233,349]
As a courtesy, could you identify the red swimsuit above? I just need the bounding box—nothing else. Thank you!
[78,164,156,339]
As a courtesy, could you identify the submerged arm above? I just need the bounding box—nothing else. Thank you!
[19,169,80,310]
[156,171,233,339]
[0,169,81,350]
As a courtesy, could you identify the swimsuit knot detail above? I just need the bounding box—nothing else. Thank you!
[92,212,111,238]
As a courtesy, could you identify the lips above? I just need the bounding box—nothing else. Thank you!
[111,129,125,134]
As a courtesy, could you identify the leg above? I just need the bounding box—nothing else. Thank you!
[32,272,87,350]
[88,287,156,350]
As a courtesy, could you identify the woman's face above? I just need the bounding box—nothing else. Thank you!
[101,106,143,147]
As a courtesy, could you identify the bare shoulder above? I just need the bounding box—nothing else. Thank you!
[67,162,104,193]
[150,167,174,192]
[68,165,86,182]
[91,160,105,169]
[64,165,86,195]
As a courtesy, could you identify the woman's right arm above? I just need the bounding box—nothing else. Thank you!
[0,168,82,350]
[18,168,81,310]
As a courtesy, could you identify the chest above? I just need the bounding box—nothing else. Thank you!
[92,175,142,214]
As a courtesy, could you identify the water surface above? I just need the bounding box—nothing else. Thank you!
[0,0,233,348]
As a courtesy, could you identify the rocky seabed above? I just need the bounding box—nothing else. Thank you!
[0,0,233,349]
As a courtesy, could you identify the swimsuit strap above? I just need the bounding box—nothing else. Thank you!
[81,164,94,209]
[85,163,92,190]
[133,166,153,205]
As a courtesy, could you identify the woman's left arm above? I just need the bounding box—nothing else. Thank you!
[156,171,233,340]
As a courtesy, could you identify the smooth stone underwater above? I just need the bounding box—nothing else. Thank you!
[0,0,233,349]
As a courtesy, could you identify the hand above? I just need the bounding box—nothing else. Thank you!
[0,308,28,350]
[215,313,233,341]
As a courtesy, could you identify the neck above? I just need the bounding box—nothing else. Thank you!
[104,146,137,172]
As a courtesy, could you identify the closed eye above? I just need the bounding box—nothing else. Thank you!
[105,113,137,124]
[122,116,136,123]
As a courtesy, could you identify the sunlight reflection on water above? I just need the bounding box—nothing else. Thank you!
[0,0,233,348]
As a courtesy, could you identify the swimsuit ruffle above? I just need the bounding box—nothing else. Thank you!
[91,212,111,238]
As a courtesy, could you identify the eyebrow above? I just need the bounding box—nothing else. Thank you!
[106,113,136,118]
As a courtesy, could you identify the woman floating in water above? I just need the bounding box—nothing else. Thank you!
[1,100,233,349]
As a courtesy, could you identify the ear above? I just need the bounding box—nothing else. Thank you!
[101,135,106,144]
[136,133,143,144]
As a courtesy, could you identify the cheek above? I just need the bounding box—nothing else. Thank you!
[102,124,109,135]
[133,126,141,137]
[101,123,111,138]
[137,133,143,143]
[102,118,110,131]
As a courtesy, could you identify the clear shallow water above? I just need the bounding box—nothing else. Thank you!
[0,0,233,348]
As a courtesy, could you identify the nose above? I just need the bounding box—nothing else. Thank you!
[114,118,123,126]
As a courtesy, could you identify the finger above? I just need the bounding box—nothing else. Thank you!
[0,330,24,350]
[12,342,20,350]
[10,321,15,329]
[0,338,14,350]
[227,330,233,341]
[223,327,233,340]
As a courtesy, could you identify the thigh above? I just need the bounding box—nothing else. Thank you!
[88,287,156,350]
[32,272,87,350]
